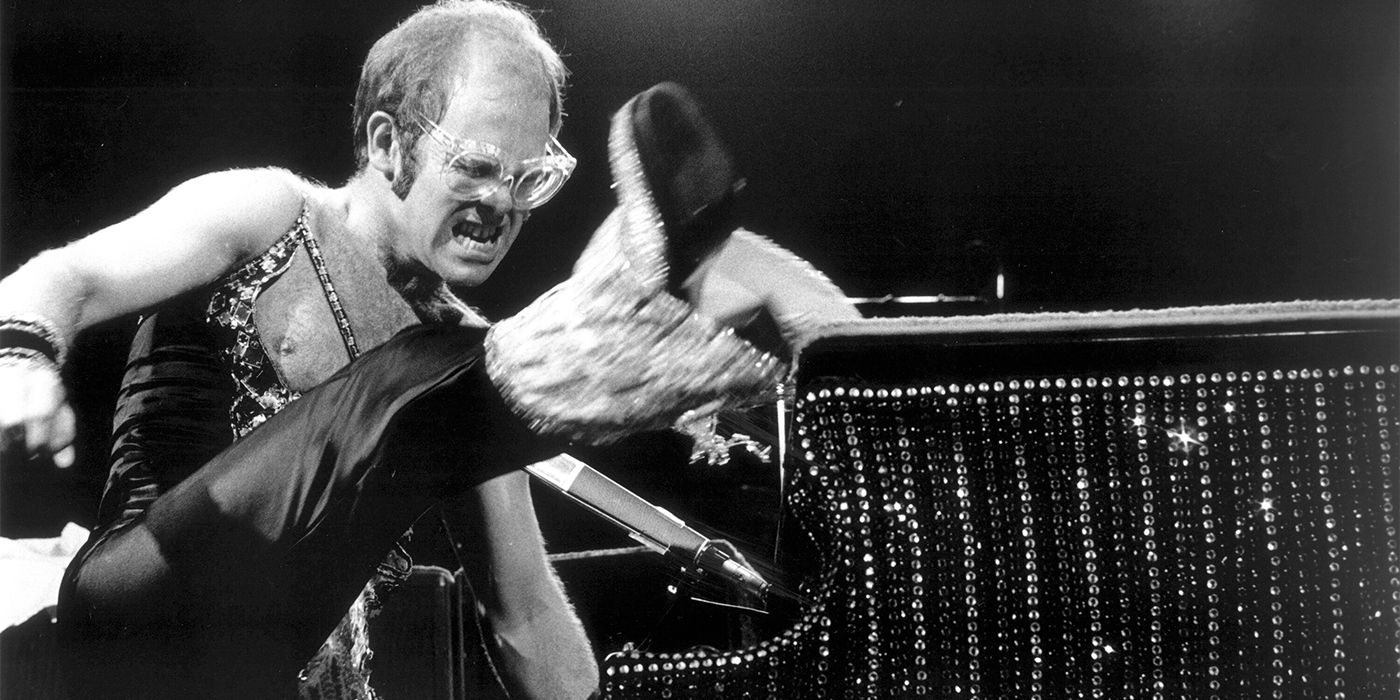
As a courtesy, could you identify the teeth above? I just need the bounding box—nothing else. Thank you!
[453,221,499,243]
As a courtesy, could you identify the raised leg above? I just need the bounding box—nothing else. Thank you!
[59,324,555,699]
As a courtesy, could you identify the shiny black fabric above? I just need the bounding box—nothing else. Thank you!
[59,323,554,699]
[101,295,234,535]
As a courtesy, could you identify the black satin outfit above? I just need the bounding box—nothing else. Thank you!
[58,250,553,700]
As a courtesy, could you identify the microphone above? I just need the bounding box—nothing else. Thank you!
[524,454,771,599]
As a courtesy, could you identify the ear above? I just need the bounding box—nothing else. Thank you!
[365,111,401,180]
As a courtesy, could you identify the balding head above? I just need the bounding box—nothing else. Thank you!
[351,0,567,174]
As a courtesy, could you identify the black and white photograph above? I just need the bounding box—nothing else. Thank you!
[2,1,1396,698]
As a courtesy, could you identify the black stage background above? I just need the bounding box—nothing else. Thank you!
[1,0,1396,632]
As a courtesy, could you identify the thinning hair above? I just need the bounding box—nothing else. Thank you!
[351,0,567,190]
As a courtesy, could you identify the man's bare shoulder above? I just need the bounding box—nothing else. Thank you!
[144,167,321,262]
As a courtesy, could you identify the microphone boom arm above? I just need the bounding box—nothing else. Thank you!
[524,454,772,599]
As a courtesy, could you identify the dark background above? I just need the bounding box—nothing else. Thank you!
[1,0,1396,618]
[5,1,1396,313]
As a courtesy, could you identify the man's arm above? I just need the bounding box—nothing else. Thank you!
[0,168,307,463]
[445,470,600,700]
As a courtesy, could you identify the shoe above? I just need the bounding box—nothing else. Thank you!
[626,86,860,357]
[485,84,784,444]
[629,82,744,293]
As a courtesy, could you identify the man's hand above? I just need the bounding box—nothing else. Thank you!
[0,360,76,467]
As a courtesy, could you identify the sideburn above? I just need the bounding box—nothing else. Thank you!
[390,158,418,199]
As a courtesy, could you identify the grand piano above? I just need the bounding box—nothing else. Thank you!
[602,299,1400,699]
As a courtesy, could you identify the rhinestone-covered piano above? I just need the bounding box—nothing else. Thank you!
[602,300,1400,699]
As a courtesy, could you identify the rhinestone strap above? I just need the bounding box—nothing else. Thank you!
[297,211,361,361]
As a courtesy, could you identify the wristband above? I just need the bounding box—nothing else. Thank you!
[0,313,68,366]
[0,346,60,372]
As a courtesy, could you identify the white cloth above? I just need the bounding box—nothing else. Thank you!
[0,522,89,629]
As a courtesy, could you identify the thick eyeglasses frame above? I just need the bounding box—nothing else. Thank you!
[414,114,577,209]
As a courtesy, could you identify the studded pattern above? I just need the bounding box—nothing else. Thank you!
[206,216,304,436]
[203,202,404,700]
[205,204,363,437]
[301,227,361,360]
[603,361,1400,698]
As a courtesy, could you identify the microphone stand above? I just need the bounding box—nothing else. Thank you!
[524,454,773,601]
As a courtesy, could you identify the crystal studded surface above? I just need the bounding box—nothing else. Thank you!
[602,326,1400,698]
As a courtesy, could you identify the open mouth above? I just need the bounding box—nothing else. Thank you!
[452,219,504,245]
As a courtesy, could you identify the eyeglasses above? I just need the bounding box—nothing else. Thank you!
[415,114,577,209]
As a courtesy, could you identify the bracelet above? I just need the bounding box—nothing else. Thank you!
[0,313,69,366]
[0,346,60,372]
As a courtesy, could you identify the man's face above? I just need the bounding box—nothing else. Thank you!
[391,47,552,288]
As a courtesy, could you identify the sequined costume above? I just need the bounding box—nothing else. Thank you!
[58,205,542,700]
[207,205,416,698]
[57,82,792,700]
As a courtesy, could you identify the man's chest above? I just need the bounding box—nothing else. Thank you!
[251,246,422,392]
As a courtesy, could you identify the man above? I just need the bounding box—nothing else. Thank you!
[0,2,857,698]
[0,2,598,697]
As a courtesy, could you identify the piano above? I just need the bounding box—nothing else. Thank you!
[602,299,1400,699]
